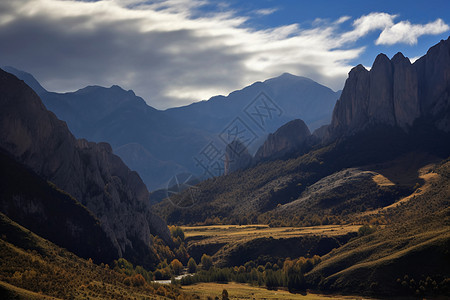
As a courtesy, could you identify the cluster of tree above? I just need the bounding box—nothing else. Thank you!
[178,255,322,293]
[395,275,450,296]
[175,212,346,228]
[149,226,192,279]
[113,258,153,283]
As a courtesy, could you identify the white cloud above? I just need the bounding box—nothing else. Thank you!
[0,2,447,108]
[341,12,396,42]
[254,8,278,16]
[335,16,351,24]
[376,18,449,45]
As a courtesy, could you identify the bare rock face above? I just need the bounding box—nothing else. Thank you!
[255,119,311,161]
[329,65,370,136]
[328,37,450,139]
[368,54,395,125]
[392,52,421,128]
[0,69,170,266]
[415,37,450,132]
[224,140,252,175]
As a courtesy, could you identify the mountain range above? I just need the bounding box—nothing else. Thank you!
[4,66,340,190]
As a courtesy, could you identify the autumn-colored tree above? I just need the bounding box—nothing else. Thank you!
[171,259,183,275]
[132,274,146,286]
[170,226,185,241]
[201,254,213,270]
[187,257,197,273]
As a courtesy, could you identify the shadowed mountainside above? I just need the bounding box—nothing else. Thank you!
[0,68,170,268]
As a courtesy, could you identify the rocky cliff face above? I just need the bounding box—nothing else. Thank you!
[224,140,252,175]
[255,119,311,161]
[0,68,170,266]
[414,37,450,131]
[0,149,118,264]
[329,37,450,138]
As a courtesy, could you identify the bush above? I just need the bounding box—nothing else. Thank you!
[170,226,185,241]
[222,289,229,300]
[201,254,213,270]
[358,224,377,236]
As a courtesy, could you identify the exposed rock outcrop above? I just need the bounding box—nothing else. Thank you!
[224,140,252,175]
[255,119,311,161]
[0,68,170,267]
[0,149,117,263]
[328,37,450,139]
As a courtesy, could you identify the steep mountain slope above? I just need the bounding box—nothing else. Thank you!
[0,149,116,263]
[0,68,170,267]
[2,66,48,96]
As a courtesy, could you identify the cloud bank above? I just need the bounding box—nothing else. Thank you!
[0,0,448,108]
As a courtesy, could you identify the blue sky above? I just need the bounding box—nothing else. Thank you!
[205,0,450,67]
[0,0,449,108]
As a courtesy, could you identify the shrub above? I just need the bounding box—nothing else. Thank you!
[358,224,377,236]
[170,226,185,241]
[201,254,213,270]
[222,289,229,300]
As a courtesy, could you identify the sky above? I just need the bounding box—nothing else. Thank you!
[0,0,449,109]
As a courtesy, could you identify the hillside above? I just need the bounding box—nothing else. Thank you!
[305,157,450,297]
[0,212,190,299]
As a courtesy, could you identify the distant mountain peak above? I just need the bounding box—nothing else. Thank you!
[264,72,314,84]
[2,66,48,95]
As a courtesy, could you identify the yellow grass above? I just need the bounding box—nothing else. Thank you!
[361,164,440,217]
[181,282,376,300]
[0,280,62,299]
[372,174,395,186]
[181,225,360,248]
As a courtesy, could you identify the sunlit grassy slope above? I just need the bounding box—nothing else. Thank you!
[0,212,187,300]
[305,158,450,296]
